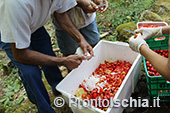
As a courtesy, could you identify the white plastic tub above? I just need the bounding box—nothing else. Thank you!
[56,40,142,113]
[137,21,168,29]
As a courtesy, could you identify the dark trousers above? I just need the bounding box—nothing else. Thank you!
[0,27,63,113]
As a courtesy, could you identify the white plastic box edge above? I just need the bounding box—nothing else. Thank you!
[56,40,142,113]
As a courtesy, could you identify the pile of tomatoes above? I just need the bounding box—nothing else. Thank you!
[138,24,160,29]
[146,49,169,76]
[75,60,132,111]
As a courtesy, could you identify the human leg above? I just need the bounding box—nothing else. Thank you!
[4,46,55,113]
[55,29,78,56]
[0,28,59,113]
[30,27,64,90]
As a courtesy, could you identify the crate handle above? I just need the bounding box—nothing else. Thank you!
[154,36,166,41]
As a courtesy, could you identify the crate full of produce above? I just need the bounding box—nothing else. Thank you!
[138,21,170,101]
[143,35,170,102]
[56,40,142,113]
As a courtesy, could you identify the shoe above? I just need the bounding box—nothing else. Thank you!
[52,88,61,96]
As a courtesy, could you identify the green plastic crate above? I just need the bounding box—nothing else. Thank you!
[143,35,170,102]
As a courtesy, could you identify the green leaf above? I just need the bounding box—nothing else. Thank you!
[4,88,10,92]
[17,97,24,104]
[14,84,20,92]
[7,85,13,91]
[0,98,7,103]
[4,98,10,106]
[6,91,14,97]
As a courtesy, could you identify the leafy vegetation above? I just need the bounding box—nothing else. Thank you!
[0,68,25,112]
[96,0,156,33]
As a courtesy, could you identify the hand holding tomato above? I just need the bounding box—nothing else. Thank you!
[129,33,148,53]
[135,27,162,40]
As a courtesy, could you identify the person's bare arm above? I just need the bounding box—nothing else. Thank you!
[93,0,108,13]
[140,44,170,80]
[76,0,98,13]
[53,12,93,56]
[162,26,170,35]
[10,43,85,70]
[140,26,170,80]
[129,26,170,80]
[76,0,108,14]
[54,12,83,43]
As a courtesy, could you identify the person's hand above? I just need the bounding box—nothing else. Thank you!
[76,47,93,60]
[77,0,98,14]
[64,55,86,70]
[78,39,94,57]
[93,0,108,13]
[129,33,148,53]
[135,27,162,40]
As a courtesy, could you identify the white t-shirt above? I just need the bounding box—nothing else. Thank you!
[0,0,77,49]
[52,6,96,30]
[80,12,96,29]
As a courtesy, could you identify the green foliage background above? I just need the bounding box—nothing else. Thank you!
[97,0,156,33]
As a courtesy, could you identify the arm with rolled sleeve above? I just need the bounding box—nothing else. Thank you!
[0,0,85,70]
[53,0,96,56]
[53,11,94,56]
[129,26,170,80]
[140,44,170,81]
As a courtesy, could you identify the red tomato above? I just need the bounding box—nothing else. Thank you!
[160,50,163,53]
[87,94,91,99]
[155,72,160,76]
[156,50,160,53]
[148,71,153,76]
[82,93,87,99]
[92,93,98,99]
